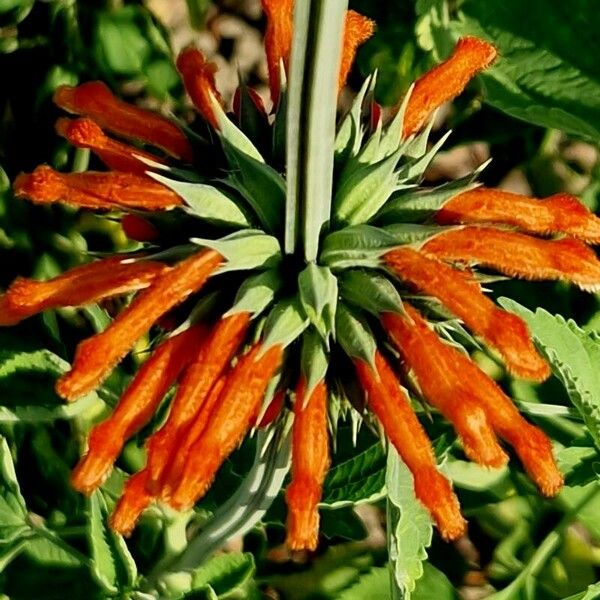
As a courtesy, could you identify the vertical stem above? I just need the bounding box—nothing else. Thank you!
[286,0,348,261]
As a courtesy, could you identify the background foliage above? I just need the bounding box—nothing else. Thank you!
[1,0,600,598]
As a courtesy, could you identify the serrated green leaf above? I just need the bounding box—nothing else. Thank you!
[386,447,433,598]
[385,223,459,245]
[192,230,282,273]
[339,269,404,316]
[333,149,402,227]
[321,225,399,270]
[298,263,338,340]
[335,304,377,367]
[321,441,386,508]
[448,0,600,140]
[226,269,282,318]
[262,298,310,351]
[301,329,329,400]
[189,552,255,597]
[0,436,28,544]
[23,536,83,568]
[397,131,452,183]
[88,492,137,594]
[149,174,251,228]
[499,299,600,451]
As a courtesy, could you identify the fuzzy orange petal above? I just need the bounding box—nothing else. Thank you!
[110,469,153,536]
[403,37,497,138]
[170,343,283,510]
[423,226,600,292]
[354,353,466,541]
[176,48,223,129]
[385,248,550,381]
[145,312,251,488]
[436,188,600,244]
[2,256,167,324]
[56,117,165,175]
[385,305,562,497]
[261,0,294,106]
[338,11,375,91]
[286,379,329,551]
[71,324,206,495]
[383,306,508,468]
[54,82,192,161]
[14,166,182,211]
[56,249,222,401]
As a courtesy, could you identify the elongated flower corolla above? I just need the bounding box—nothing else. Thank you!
[55,117,165,175]
[14,166,182,211]
[56,250,222,401]
[0,256,166,325]
[71,324,206,494]
[354,353,465,541]
[54,82,193,161]
[286,379,330,551]
[436,188,600,243]
[5,15,594,549]
[176,48,223,129]
[170,343,284,510]
[403,36,497,138]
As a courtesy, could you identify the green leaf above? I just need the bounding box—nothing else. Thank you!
[226,269,283,318]
[149,175,252,228]
[321,440,386,508]
[337,567,391,600]
[223,140,286,234]
[87,492,137,594]
[285,0,348,259]
[386,447,433,598]
[94,7,152,77]
[321,225,399,270]
[333,149,402,227]
[339,270,404,316]
[449,0,600,140]
[298,263,338,340]
[262,299,310,351]
[301,329,329,399]
[564,582,600,600]
[0,436,28,544]
[192,230,282,273]
[335,304,377,368]
[499,299,600,451]
[189,552,255,597]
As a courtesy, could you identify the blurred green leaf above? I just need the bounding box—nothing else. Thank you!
[187,552,255,598]
[446,0,600,140]
[0,436,29,544]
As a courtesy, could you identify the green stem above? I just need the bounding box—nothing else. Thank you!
[488,482,600,599]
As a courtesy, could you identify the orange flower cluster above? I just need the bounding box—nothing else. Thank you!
[4,1,600,553]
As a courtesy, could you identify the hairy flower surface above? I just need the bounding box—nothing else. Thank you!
[5,1,600,553]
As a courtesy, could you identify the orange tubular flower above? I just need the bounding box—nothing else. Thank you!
[55,117,165,175]
[286,379,330,551]
[435,188,600,243]
[354,352,465,541]
[0,256,167,325]
[110,469,153,536]
[402,37,497,138]
[14,166,183,211]
[71,324,206,495]
[121,215,160,243]
[176,48,223,129]
[338,11,375,91]
[261,0,294,105]
[382,306,563,497]
[170,343,284,510]
[56,249,222,402]
[53,82,193,161]
[144,312,251,487]
[384,248,550,381]
[422,226,600,292]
